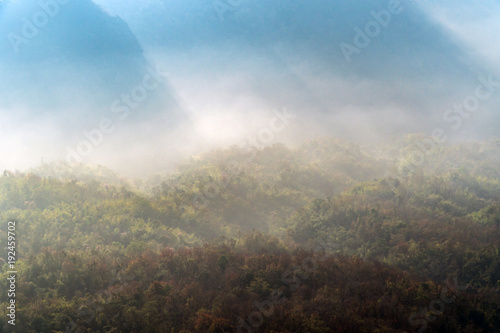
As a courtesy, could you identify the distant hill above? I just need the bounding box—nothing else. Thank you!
[29,161,127,187]
[0,0,178,121]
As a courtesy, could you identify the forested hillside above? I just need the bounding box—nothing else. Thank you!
[1,135,500,332]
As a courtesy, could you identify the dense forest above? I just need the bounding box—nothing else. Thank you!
[1,135,500,332]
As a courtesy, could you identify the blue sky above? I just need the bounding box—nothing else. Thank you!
[417,0,500,72]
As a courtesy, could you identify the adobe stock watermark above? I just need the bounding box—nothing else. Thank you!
[65,65,168,163]
[340,0,403,64]
[8,0,71,54]
[213,0,241,21]
[237,238,337,333]
[400,277,467,333]
[397,74,500,179]
[191,107,297,210]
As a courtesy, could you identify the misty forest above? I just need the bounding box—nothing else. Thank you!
[1,0,500,333]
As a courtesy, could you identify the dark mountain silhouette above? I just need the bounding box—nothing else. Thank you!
[0,0,178,122]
